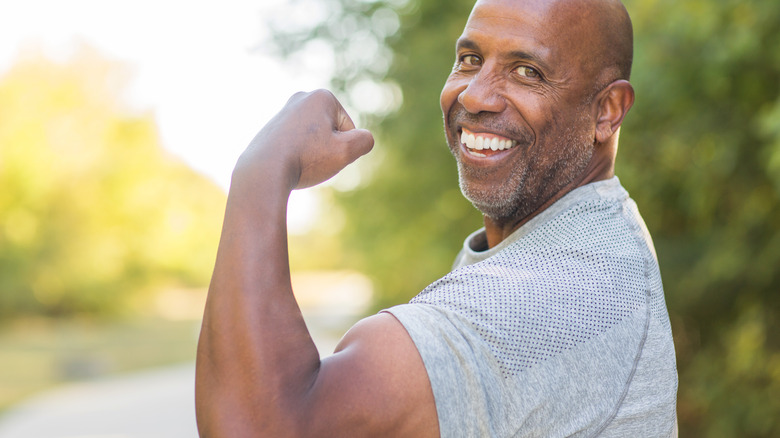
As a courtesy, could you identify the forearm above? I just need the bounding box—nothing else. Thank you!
[195,159,319,436]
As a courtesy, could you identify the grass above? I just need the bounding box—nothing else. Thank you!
[0,315,201,413]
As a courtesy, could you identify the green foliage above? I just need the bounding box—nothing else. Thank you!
[272,0,780,434]
[620,0,780,435]
[0,47,226,319]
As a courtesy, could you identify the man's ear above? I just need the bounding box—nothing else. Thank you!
[594,80,635,143]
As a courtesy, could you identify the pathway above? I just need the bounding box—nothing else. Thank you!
[0,306,352,438]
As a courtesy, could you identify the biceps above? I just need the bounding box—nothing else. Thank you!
[298,313,439,437]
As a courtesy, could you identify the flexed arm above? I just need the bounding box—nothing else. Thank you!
[195,90,439,437]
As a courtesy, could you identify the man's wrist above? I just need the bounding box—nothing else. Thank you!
[231,151,299,197]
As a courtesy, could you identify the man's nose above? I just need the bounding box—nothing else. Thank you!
[457,69,506,114]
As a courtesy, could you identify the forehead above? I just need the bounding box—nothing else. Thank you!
[468,0,553,28]
[461,0,589,68]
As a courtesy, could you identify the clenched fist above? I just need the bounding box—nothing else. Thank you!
[233,89,375,192]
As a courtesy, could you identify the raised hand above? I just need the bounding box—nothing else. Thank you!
[234,89,374,191]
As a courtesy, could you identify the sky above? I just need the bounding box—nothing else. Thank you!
[0,0,334,232]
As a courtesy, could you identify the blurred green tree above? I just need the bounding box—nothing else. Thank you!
[620,1,780,436]
[0,47,226,319]
[270,0,780,435]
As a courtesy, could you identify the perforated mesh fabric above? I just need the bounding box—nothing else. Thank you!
[410,185,670,377]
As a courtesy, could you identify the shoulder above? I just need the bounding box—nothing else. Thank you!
[300,312,439,437]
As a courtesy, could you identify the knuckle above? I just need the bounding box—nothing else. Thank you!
[288,91,308,102]
[311,88,335,102]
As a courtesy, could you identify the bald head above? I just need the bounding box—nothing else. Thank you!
[470,0,633,91]
[562,0,633,84]
[603,0,633,81]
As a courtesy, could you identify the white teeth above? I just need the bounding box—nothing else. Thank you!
[463,132,474,149]
[461,130,517,153]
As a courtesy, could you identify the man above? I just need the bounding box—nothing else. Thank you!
[195,0,678,436]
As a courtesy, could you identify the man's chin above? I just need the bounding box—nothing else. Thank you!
[460,184,521,222]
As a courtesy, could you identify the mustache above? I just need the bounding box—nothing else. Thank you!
[447,106,534,145]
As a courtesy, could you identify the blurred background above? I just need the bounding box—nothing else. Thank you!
[0,0,778,436]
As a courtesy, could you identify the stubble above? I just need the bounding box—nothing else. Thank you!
[451,107,594,222]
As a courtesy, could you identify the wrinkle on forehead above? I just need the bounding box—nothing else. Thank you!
[467,0,633,85]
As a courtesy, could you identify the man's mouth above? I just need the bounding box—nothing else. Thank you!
[460,128,518,157]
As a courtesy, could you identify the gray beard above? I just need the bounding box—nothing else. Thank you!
[458,164,528,221]
[457,115,594,222]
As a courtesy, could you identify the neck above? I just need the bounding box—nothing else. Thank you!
[483,156,615,249]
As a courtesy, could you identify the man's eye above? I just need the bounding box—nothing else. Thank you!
[515,66,540,78]
[461,54,482,66]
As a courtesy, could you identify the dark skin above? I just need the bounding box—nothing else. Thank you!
[442,0,635,248]
[195,0,635,436]
[195,90,439,437]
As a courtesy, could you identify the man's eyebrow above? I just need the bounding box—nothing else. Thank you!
[455,38,480,52]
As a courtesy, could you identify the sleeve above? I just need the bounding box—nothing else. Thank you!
[384,303,513,437]
[384,301,653,438]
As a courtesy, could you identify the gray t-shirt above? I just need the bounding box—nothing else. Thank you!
[385,177,678,437]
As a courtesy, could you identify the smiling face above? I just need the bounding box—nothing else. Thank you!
[441,0,613,223]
